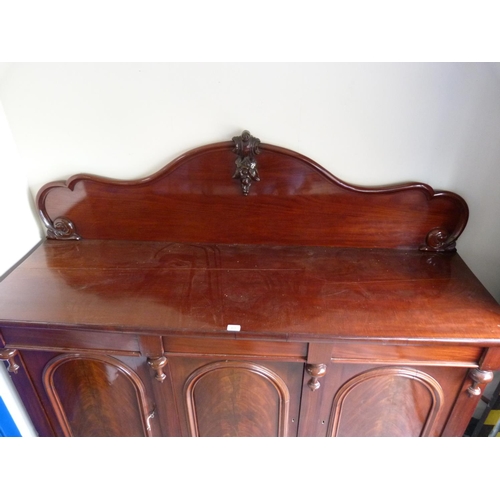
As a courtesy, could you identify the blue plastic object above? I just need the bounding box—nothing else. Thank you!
[0,396,21,437]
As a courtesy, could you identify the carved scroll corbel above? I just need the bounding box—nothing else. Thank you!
[148,356,167,383]
[0,348,20,374]
[37,185,81,240]
[467,368,494,397]
[306,363,327,391]
[232,130,261,195]
[46,217,81,240]
[420,227,456,252]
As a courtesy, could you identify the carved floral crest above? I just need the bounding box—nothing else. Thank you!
[232,130,261,195]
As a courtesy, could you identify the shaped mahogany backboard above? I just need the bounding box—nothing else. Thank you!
[36,131,468,251]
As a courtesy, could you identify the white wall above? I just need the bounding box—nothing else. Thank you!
[0,95,41,436]
[2,63,497,190]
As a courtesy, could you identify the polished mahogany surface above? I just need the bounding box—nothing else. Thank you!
[2,131,500,437]
[175,358,302,437]
[313,362,469,437]
[0,239,499,343]
[46,355,150,437]
[37,141,467,251]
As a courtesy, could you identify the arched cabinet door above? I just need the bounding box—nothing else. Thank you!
[327,367,444,437]
[42,353,155,437]
[168,358,303,437]
[302,361,471,437]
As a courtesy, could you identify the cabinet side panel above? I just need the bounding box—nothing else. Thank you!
[4,350,56,436]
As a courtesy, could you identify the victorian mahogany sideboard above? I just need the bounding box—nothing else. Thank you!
[1,130,500,437]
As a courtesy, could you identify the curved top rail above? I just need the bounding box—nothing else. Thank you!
[36,130,468,251]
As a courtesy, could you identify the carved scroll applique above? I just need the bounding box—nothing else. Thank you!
[46,217,81,240]
[420,227,455,252]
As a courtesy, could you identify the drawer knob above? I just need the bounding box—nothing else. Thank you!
[306,363,327,391]
[467,368,494,397]
[148,356,168,383]
[0,348,19,374]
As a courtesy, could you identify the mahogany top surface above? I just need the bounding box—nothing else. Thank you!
[4,132,497,347]
[1,239,499,344]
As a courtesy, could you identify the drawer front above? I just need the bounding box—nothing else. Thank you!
[163,336,307,360]
[330,342,482,367]
[1,326,140,355]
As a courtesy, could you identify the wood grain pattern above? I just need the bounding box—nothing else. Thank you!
[163,337,307,360]
[166,357,303,437]
[43,354,153,437]
[329,342,482,367]
[1,241,499,344]
[185,361,290,437]
[4,350,57,436]
[1,131,499,437]
[328,367,444,437]
[36,140,468,250]
[1,326,140,355]
[303,362,469,437]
